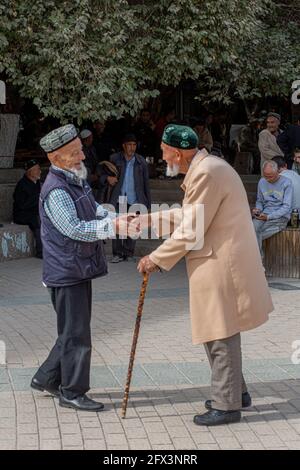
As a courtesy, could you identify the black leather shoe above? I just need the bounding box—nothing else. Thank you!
[59,394,104,412]
[205,392,252,411]
[194,409,241,426]
[30,377,60,398]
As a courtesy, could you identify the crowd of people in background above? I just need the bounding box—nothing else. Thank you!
[11,105,300,261]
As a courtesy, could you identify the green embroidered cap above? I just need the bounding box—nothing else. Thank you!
[162,124,198,149]
[40,124,78,153]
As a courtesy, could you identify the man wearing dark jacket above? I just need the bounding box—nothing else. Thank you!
[109,134,151,262]
[277,120,300,168]
[13,159,43,258]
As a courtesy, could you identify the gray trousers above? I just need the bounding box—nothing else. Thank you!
[253,217,288,257]
[204,333,247,411]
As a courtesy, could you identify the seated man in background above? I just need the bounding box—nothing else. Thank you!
[272,156,300,212]
[252,160,293,258]
[13,159,43,258]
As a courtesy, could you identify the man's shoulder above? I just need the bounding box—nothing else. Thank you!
[110,152,122,162]
[258,129,270,138]
[135,153,147,165]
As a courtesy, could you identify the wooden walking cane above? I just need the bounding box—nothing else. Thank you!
[121,272,149,419]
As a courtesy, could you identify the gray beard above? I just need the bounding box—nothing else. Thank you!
[166,163,180,177]
[70,162,88,180]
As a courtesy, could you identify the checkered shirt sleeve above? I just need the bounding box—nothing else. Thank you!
[44,189,115,242]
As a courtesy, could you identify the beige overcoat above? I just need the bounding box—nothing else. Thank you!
[149,150,273,344]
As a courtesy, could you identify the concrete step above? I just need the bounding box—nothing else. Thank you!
[0,223,34,262]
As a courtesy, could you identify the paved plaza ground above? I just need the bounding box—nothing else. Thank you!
[0,256,300,450]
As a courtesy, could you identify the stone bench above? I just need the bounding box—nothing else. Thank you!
[0,223,34,262]
[264,227,300,278]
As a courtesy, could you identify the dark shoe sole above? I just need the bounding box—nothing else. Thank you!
[31,382,60,398]
[59,400,104,412]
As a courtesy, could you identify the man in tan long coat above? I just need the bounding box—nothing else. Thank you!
[137,124,273,426]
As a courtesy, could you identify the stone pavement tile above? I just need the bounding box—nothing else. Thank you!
[161,416,185,427]
[57,413,80,424]
[209,426,234,438]
[147,432,172,446]
[233,429,262,444]
[173,363,211,385]
[63,445,84,450]
[17,423,38,434]
[153,404,177,417]
[82,428,104,440]
[0,417,15,428]
[124,427,148,439]
[106,433,128,447]
[285,442,300,450]
[102,422,124,434]
[0,440,16,450]
[172,437,197,449]
[38,417,59,428]
[0,429,15,440]
[59,423,81,434]
[196,444,220,450]
[36,407,57,418]
[189,432,217,445]
[128,438,152,450]
[121,418,144,429]
[143,421,167,434]
[79,417,102,428]
[109,445,130,450]
[273,428,300,441]
[84,440,107,450]
[165,426,191,439]
[17,434,39,449]
[109,365,154,387]
[215,437,242,450]
[91,366,120,388]
[61,434,83,447]
[248,422,279,436]
[39,428,60,440]
[40,439,61,450]
[257,435,285,448]
[151,445,175,450]
[0,407,15,418]
[242,443,267,450]
[142,363,187,385]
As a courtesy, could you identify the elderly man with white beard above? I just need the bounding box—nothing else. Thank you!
[137,124,273,426]
[30,124,137,412]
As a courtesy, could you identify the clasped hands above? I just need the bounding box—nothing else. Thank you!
[112,213,160,274]
[112,213,150,238]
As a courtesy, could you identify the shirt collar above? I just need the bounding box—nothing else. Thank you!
[51,164,83,187]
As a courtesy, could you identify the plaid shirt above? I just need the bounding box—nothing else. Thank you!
[43,166,116,242]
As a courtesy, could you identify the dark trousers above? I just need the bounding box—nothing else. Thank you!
[34,281,92,399]
[30,226,43,257]
[112,203,136,257]
[112,236,136,258]
[204,333,248,411]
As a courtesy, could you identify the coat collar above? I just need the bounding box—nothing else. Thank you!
[181,148,208,192]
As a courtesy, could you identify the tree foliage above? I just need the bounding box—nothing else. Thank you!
[0,0,298,122]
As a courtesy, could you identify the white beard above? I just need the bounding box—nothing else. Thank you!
[166,163,180,177]
[70,162,88,180]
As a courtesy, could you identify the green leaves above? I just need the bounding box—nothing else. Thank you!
[0,0,297,122]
